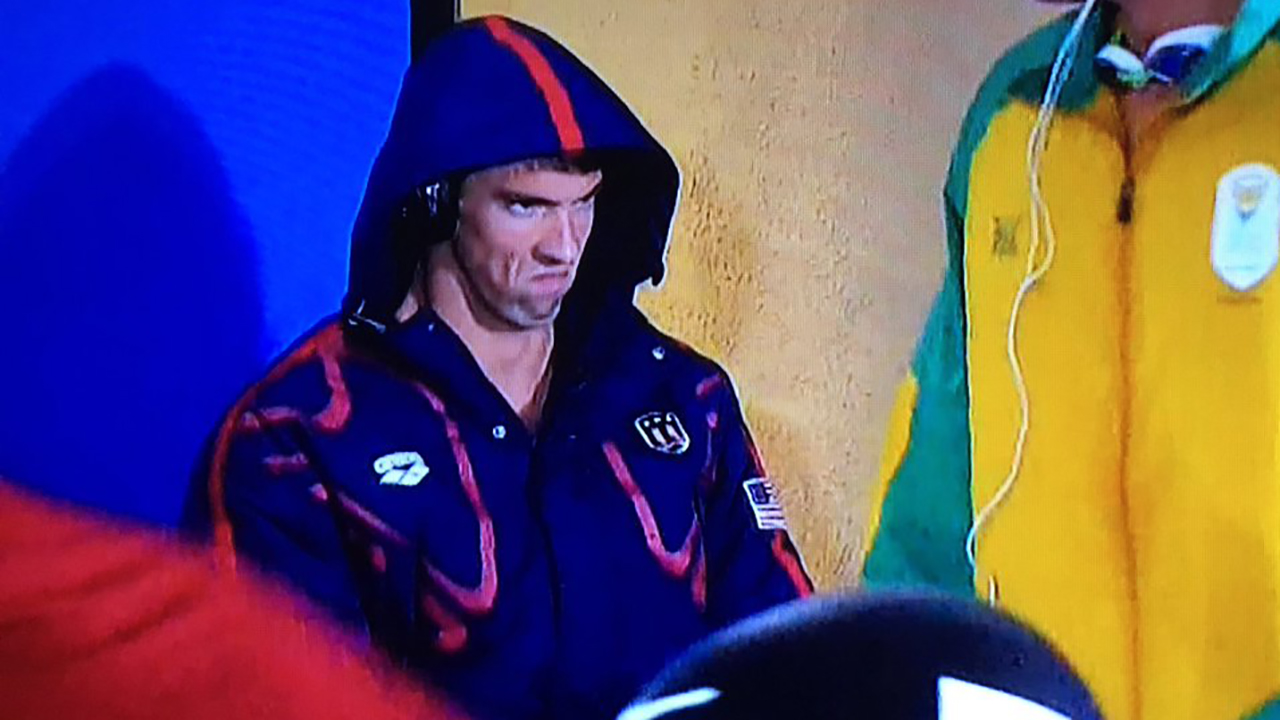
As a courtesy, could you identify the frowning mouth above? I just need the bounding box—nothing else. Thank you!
[527,270,574,293]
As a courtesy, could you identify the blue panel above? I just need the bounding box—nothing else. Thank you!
[0,1,412,524]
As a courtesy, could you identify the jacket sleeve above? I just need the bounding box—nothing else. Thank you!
[701,376,813,628]
[192,408,370,629]
[860,193,975,596]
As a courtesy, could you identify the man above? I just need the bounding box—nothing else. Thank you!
[862,1,1280,719]
[190,15,811,720]
[0,481,466,720]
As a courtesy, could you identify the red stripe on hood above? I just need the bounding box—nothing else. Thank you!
[483,16,586,153]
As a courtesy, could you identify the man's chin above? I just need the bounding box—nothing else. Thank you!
[501,300,562,330]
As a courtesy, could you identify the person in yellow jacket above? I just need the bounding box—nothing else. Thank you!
[862,0,1280,718]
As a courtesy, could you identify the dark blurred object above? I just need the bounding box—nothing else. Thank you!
[411,0,459,60]
[0,480,468,720]
[621,592,1104,719]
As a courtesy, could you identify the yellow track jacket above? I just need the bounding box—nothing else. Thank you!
[863,2,1280,718]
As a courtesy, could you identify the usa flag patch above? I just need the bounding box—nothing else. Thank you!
[742,478,787,531]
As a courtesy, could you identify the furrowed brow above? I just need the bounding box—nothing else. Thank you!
[499,179,603,207]
[499,191,557,207]
[576,179,604,203]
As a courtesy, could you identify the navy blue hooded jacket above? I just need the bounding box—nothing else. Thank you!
[194,16,811,720]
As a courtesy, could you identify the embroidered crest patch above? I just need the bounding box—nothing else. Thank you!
[1212,163,1280,292]
[634,411,691,455]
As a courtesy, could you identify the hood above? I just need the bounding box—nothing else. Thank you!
[344,15,681,326]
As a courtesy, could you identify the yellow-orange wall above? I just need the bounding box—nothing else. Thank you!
[464,0,1055,587]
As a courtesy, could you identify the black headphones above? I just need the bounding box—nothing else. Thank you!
[346,179,461,333]
[400,179,460,246]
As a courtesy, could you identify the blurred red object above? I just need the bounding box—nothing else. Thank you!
[0,481,467,720]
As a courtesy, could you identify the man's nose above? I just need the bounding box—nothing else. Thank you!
[536,207,583,264]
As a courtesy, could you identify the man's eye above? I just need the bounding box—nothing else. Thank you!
[507,201,540,217]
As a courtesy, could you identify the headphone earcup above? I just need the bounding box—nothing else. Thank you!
[401,180,459,245]
[380,181,457,317]
[346,180,460,330]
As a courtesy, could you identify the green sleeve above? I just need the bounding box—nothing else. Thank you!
[860,9,1090,596]
[1243,694,1280,720]
[860,194,974,596]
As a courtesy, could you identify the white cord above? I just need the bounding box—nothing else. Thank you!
[965,0,1101,601]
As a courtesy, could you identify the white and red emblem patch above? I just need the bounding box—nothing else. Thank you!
[634,411,691,455]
